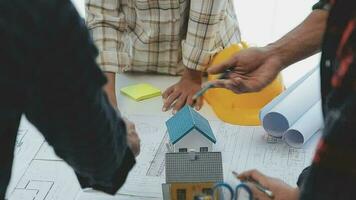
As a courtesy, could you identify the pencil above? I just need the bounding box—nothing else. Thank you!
[192,83,214,104]
[192,68,233,105]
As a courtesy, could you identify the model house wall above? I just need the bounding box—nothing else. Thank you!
[170,182,216,200]
[173,129,213,153]
[163,152,224,200]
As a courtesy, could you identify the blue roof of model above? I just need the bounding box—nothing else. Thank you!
[166,105,216,144]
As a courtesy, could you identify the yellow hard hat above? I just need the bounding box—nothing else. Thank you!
[204,43,284,126]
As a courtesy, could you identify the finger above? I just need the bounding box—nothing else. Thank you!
[208,55,238,74]
[135,133,141,156]
[238,170,269,186]
[127,122,136,131]
[206,80,229,89]
[194,97,203,111]
[162,86,175,100]
[163,91,181,112]
[186,95,194,106]
[224,78,245,94]
[243,182,268,200]
[189,95,203,110]
[173,94,187,114]
[207,79,244,94]
[127,135,139,156]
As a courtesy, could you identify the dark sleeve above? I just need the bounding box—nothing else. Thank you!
[24,0,135,195]
[300,83,356,199]
[312,0,331,11]
[296,166,311,188]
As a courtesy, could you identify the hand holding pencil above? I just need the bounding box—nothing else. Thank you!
[192,68,234,105]
[234,170,300,200]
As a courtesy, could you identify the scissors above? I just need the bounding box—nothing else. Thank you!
[212,182,253,200]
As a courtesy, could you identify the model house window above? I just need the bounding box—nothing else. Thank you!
[200,147,208,152]
[202,188,213,196]
[179,148,188,152]
[177,189,186,200]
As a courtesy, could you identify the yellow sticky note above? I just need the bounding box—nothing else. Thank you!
[120,83,161,101]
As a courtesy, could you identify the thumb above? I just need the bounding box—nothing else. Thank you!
[238,170,269,186]
[208,55,238,74]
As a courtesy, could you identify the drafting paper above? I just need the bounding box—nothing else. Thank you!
[6,117,44,199]
[260,67,321,137]
[7,114,320,200]
[284,100,323,148]
[9,160,80,200]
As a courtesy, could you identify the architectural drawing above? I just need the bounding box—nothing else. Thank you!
[35,142,61,161]
[146,133,169,177]
[6,114,320,200]
[15,128,28,154]
[11,180,54,200]
[10,160,80,200]
[6,117,44,199]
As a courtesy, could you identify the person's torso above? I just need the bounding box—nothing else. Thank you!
[119,0,239,75]
[320,0,356,133]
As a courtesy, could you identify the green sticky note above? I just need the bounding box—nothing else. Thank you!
[120,83,161,101]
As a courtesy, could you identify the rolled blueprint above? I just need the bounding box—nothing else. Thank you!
[260,67,321,137]
[283,100,323,148]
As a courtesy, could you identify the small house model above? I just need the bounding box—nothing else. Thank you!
[162,151,223,200]
[165,105,216,153]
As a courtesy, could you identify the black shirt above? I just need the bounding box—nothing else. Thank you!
[299,0,356,199]
[0,0,135,199]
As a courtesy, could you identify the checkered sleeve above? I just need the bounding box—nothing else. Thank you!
[182,0,240,71]
[86,0,130,73]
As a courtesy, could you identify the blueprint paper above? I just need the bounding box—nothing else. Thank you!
[6,117,45,199]
[117,115,168,198]
[7,114,319,200]
[35,142,62,161]
[284,100,324,148]
[72,114,319,199]
[77,189,162,200]
[9,160,81,200]
[214,125,320,187]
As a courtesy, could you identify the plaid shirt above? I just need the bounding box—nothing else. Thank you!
[86,0,241,75]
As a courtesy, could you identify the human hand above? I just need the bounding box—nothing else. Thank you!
[207,47,283,93]
[238,170,299,200]
[123,118,140,157]
[162,68,203,114]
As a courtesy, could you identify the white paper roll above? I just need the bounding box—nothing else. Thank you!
[259,67,318,120]
[283,100,324,148]
[261,67,321,137]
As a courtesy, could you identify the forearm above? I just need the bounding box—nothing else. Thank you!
[27,0,135,193]
[267,10,329,70]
